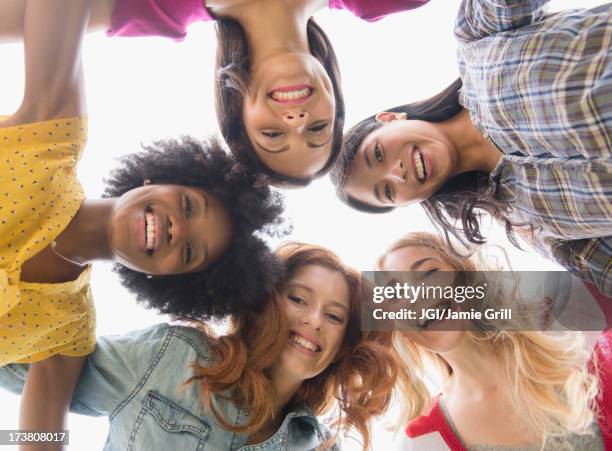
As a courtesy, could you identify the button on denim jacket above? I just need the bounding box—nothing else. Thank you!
[0,324,336,450]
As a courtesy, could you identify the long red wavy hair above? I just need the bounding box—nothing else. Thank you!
[187,242,400,449]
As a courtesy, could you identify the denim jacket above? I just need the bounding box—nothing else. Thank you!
[0,324,336,451]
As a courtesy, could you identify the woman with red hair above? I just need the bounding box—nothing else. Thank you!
[0,242,400,449]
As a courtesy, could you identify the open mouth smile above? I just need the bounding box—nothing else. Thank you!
[144,206,158,255]
[289,332,321,353]
[412,147,428,182]
[269,85,313,105]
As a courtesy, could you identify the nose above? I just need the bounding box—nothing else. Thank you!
[389,158,406,182]
[282,111,309,131]
[167,215,184,246]
[302,308,322,331]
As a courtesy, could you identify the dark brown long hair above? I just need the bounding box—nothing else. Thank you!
[188,243,399,449]
[330,78,519,248]
[214,17,345,187]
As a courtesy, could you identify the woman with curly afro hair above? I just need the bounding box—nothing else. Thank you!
[104,135,286,320]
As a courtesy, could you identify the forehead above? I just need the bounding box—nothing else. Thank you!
[382,246,454,272]
[287,264,350,305]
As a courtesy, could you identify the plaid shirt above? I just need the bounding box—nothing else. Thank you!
[455,0,612,295]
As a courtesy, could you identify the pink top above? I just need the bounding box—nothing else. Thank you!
[107,0,431,41]
[406,332,612,450]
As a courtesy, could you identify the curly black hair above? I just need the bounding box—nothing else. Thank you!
[103,136,287,320]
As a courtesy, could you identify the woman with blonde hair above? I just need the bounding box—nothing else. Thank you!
[377,232,612,450]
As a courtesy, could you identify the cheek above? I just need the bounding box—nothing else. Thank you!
[326,327,347,360]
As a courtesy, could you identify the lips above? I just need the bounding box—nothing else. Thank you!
[289,331,321,353]
[268,85,313,105]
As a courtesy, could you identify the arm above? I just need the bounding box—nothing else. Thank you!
[526,234,612,298]
[0,324,175,417]
[455,0,550,42]
[19,355,86,451]
[0,0,92,129]
[0,0,114,43]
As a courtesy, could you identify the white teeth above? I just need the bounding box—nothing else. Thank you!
[145,212,155,250]
[413,151,426,181]
[290,333,320,352]
[271,88,310,101]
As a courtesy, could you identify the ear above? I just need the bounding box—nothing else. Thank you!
[374,111,407,123]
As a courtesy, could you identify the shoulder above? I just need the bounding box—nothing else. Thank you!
[328,0,430,22]
[94,323,214,370]
[107,0,214,40]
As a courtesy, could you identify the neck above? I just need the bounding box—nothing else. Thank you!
[441,109,502,176]
[54,198,115,265]
[440,336,505,399]
[216,0,319,64]
[268,363,303,415]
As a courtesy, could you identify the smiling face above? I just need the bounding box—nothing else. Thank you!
[243,52,336,180]
[381,245,466,352]
[344,114,457,208]
[109,184,233,275]
[277,264,351,381]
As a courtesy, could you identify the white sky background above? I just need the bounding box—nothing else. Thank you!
[0,0,605,449]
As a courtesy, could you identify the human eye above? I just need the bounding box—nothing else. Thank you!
[384,184,393,203]
[307,121,328,134]
[326,312,344,324]
[421,268,439,280]
[261,130,284,138]
[288,295,306,305]
[374,143,383,163]
[184,195,192,218]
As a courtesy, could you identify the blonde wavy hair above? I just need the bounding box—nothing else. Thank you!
[378,232,600,447]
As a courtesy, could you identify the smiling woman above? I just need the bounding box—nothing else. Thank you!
[189,242,401,448]
[333,0,612,295]
[103,136,288,319]
[377,232,611,450]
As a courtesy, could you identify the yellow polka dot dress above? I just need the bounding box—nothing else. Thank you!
[0,116,95,365]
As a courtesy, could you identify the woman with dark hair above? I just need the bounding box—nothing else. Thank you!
[14,0,429,186]
[0,0,284,443]
[332,1,612,295]
[0,242,401,450]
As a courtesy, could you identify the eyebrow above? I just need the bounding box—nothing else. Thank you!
[288,282,314,293]
[374,185,383,205]
[197,194,209,269]
[363,144,372,170]
[256,142,290,154]
[307,134,333,149]
[410,257,435,271]
[202,194,208,218]
[329,300,349,312]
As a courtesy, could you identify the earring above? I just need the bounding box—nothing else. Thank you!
[146,274,153,279]
[143,178,151,186]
